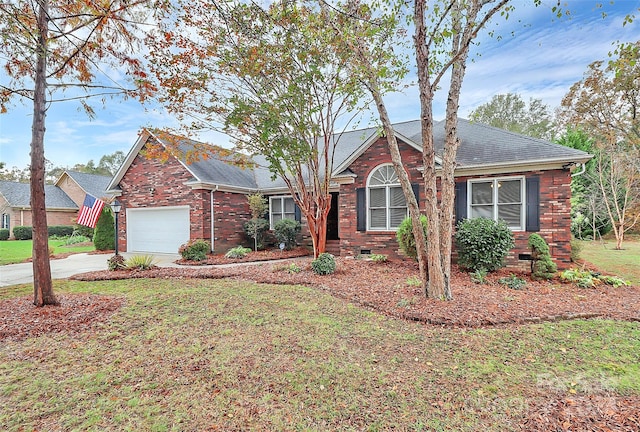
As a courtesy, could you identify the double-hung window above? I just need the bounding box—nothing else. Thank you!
[368,165,408,231]
[469,177,524,230]
[270,196,296,228]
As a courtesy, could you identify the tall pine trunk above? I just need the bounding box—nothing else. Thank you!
[31,0,56,306]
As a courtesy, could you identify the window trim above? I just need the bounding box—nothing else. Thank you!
[366,163,408,231]
[269,195,296,229]
[467,176,525,231]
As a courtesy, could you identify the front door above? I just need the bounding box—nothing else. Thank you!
[326,192,339,240]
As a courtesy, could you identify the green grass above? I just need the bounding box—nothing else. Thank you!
[0,239,95,265]
[1,279,639,431]
[577,236,640,285]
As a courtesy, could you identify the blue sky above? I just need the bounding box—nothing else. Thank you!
[1,0,639,170]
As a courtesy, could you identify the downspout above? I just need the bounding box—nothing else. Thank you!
[571,162,586,177]
[210,185,218,252]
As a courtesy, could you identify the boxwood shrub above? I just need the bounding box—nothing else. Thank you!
[311,253,336,275]
[0,229,9,241]
[454,218,514,272]
[396,215,428,260]
[274,219,301,250]
[179,239,211,261]
[13,226,32,240]
[47,225,74,237]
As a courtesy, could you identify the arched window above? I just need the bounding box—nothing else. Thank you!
[367,164,408,230]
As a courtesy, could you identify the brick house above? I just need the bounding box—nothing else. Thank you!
[107,119,591,268]
[0,171,111,238]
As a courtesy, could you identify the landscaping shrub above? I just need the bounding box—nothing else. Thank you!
[0,229,9,241]
[243,218,270,251]
[396,215,428,260]
[74,224,94,238]
[47,225,74,237]
[560,268,629,288]
[311,252,336,275]
[470,268,488,284]
[93,208,115,251]
[370,254,388,263]
[107,254,126,271]
[13,226,32,240]
[528,233,557,280]
[274,219,301,250]
[124,255,157,270]
[570,238,582,262]
[225,246,252,259]
[454,218,514,272]
[498,274,527,290]
[179,239,211,261]
[63,235,90,245]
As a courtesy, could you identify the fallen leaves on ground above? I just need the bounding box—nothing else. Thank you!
[69,257,640,327]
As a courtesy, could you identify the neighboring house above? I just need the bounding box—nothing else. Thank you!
[107,119,591,268]
[0,171,111,238]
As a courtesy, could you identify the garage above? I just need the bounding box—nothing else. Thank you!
[126,206,190,254]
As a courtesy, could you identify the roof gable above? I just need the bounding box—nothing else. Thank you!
[57,171,112,199]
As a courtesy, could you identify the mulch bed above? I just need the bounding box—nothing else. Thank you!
[177,247,310,265]
[67,257,640,327]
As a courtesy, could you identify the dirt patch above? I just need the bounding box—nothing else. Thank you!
[70,257,640,327]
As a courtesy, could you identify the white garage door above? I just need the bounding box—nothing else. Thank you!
[127,206,190,254]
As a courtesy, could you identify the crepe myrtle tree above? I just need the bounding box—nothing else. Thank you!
[148,0,381,258]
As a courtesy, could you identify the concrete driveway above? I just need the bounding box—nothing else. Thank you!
[0,253,181,287]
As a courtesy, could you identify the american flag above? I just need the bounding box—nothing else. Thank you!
[77,194,105,228]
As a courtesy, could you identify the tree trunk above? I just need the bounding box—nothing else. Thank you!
[438,3,472,301]
[31,0,56,307]
[414,0,447,299]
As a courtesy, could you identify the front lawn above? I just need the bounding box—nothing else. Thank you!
[578,236,640,285]
[1,279,639,431]
[0,239,95,265]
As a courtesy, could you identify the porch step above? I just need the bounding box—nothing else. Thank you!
[325,240,341,256]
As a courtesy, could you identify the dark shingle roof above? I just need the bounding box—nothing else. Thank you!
[65,171,112,198]
[152,133,258,189]
[135,119,591,191]
[0,181,77,209]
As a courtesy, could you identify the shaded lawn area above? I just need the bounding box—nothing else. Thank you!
[0,239,95,265]
[1,279,639,431]
[578,237,640,286]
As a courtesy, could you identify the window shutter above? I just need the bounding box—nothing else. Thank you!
[411,183,419,201]
[454,181,467,223]
[526,176,540,232]
[294,203,301,222]
[356,187,366,232]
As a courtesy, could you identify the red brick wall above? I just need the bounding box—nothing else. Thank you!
[454,169,573,270]
[338,136,573,269]
[339,137,424,259]
[116,145,234,252]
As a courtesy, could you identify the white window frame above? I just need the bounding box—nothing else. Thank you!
[1,213,9,230]
[467,176,525,231]
[367,164,408,231]
[269,196,296,229]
